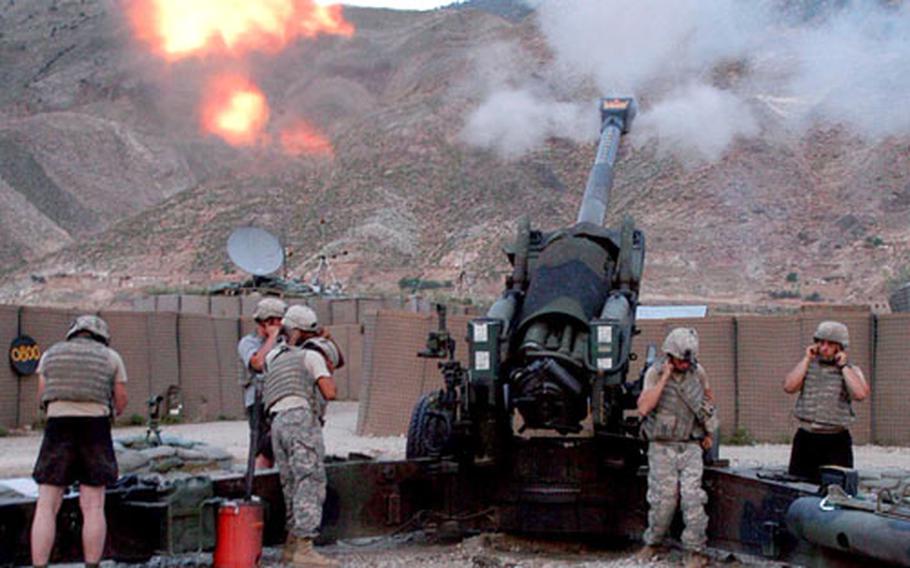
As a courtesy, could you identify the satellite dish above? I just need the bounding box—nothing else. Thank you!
[227,227,284,276]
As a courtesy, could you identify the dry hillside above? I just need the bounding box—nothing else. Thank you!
[0,0,908,309]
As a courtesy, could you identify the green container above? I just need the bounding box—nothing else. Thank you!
[125,476,219,554]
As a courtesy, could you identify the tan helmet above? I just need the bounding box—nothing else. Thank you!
[283,305,319,332]
[813,321,849,348]
[253,297,287,322]
[662,327,699,362]
[304,336,345,370]
[66,315,111,344]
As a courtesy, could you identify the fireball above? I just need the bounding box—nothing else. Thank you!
[126,0,353,152]
[128,0,354,61]
[201,74,270,146]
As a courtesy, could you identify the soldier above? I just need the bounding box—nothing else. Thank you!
[264,305,340,567]
[783,321,870,482]
[30,315,128,568]
[237,297,287,469]
[637,328,718,568]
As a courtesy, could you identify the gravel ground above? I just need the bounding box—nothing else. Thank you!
[98,533,778,568]
[3,402,910,477]
[4,403,909,567]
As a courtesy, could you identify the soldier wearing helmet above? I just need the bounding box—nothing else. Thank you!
[237,297,288,469]
[783,320,870,482]
[31,315,128,568]
[263,304,341,567]
[636,328,718,568]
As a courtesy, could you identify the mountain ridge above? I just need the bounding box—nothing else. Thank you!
[0,0,907,310]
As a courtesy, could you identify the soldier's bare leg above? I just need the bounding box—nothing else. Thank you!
[79,485,106,563]
[679,444,708,552]
[31,484,65,566]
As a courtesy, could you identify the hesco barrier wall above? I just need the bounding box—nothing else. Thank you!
[142,295,414,325]
[874,314,910,445]
[356,311,475,437]
[0,304,368,429]
[0,305,20,429]
[2,304,909,446]
[356,311,910,446]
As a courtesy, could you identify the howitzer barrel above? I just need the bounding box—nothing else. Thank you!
[576,97,637,226]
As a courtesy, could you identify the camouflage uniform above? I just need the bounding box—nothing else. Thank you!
[640,328,716,553]
[266,305,340,566]
[271,405,326,538]
[643,441,708,551]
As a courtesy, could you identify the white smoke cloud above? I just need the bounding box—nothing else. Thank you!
[536,0,768,94]
[782,3,910,136]
[461,88,595,159]
[462,0,910,162]
[633,83,759,163]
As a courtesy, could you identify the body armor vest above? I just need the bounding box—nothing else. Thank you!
[642,363,710,442]
[794,360,854,429]
[41,338,116,408]
[264,345,326,419]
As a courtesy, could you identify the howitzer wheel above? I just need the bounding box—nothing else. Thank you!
[406,390,453,459]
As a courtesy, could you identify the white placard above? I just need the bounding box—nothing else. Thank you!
[474,350,491,371]
[597,325,613,345]
[597,357,613,370]
[473,322,489,342]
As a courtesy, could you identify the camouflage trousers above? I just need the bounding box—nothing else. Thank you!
[643,441,708,551]
[271,406,326,538]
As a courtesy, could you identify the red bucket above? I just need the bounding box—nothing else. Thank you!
[213,500,264,568]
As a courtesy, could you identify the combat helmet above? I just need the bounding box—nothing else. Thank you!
[283,305,319,333]
[253,297,287,322]
[66,315,111,345]
[662,327,699,363]
[813,321,849,349]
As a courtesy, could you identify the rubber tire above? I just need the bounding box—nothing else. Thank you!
[406,391,452,459]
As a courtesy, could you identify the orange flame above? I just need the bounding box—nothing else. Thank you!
[128,0,354,61]
[280,120,334,157]
[201,74,270,146]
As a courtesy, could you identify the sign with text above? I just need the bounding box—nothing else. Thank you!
[9,335,41,376]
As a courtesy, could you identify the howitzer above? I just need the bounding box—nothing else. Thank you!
[408,97,646,463]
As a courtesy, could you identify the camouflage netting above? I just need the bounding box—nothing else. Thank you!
[114,435,234,476]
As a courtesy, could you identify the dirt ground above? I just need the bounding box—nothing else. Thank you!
[4,402,910,567]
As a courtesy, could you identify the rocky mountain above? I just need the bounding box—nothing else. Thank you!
[450,0,534,21]
[0,0,907,309]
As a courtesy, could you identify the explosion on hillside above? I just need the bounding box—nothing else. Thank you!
[127,0,353,60]
[201,74,270,147]
[126,0,352,153]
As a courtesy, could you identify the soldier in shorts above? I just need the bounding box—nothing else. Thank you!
[30,315,128,568]
[264,305,341,567]
[237,297,287,469]
[783,321,870,482]
[637,328,718,568]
